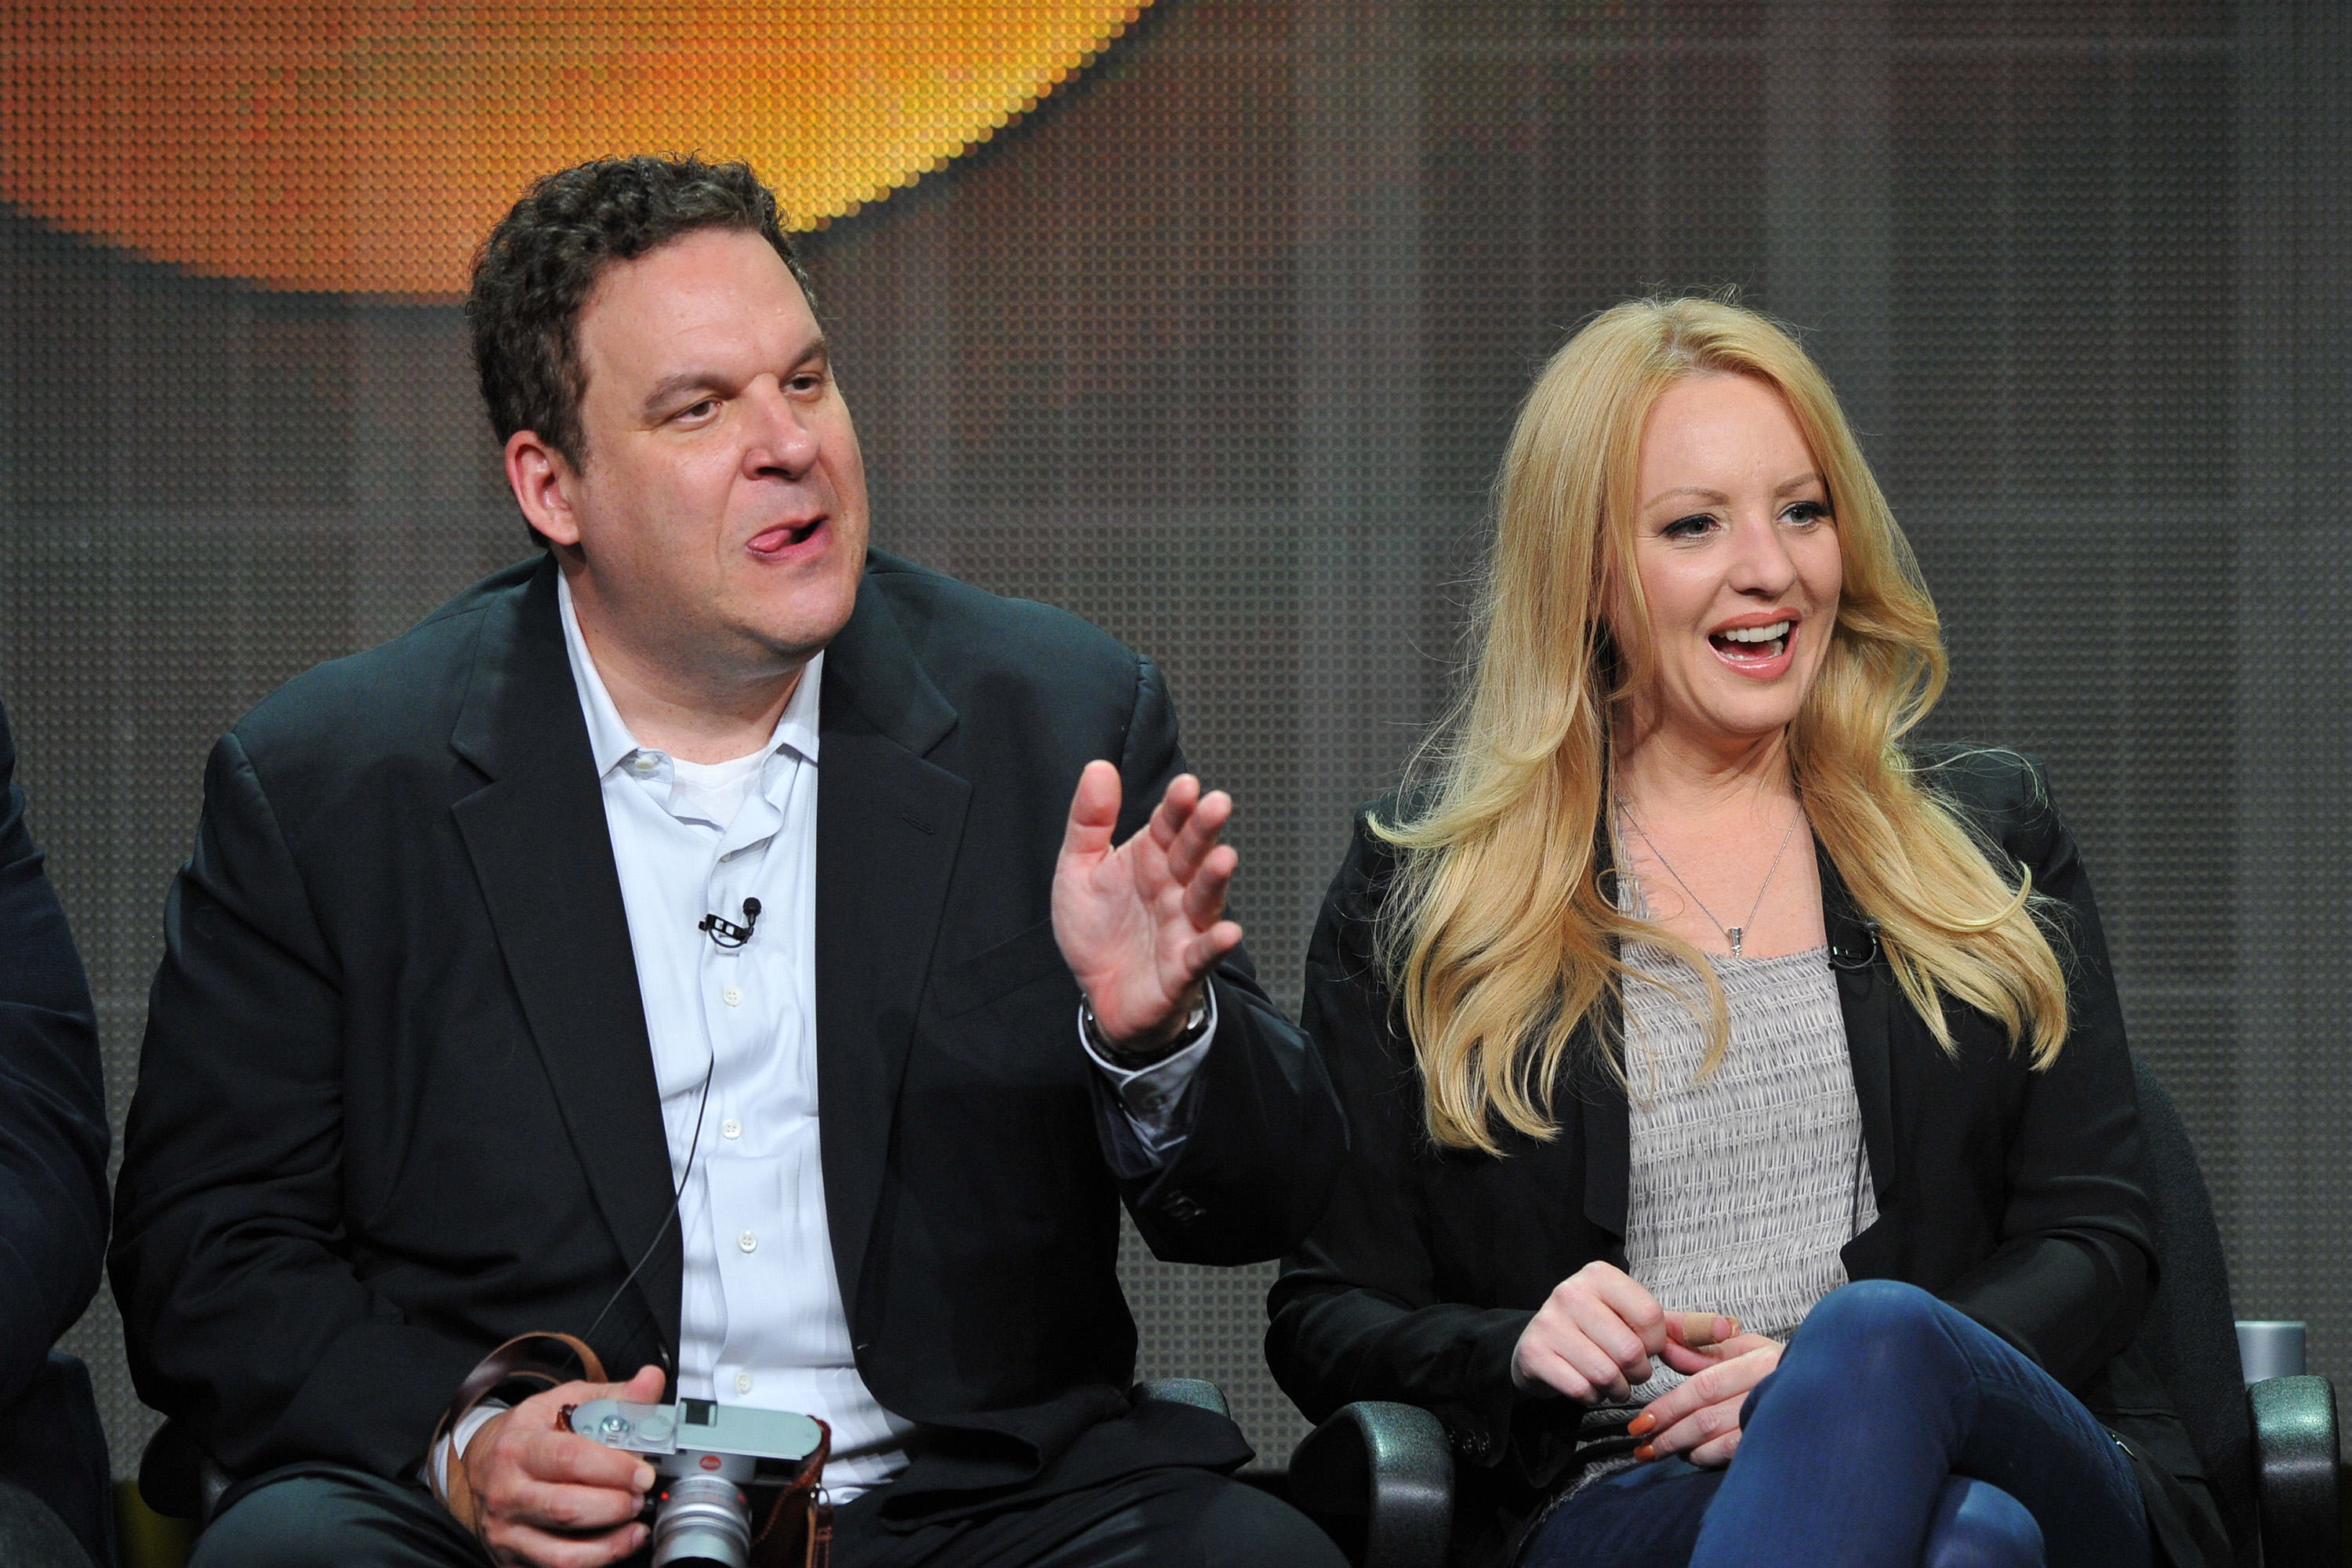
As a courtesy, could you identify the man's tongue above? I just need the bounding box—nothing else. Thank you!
[752,521,816,553]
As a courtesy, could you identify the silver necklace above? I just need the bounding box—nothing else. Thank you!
[1615,797,1802,959]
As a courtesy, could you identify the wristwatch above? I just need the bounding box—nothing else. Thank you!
[1082,989,1211,1065]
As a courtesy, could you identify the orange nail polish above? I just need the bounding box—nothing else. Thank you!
[1627,1411,1656,1437]
[1634,1443,1655,1461]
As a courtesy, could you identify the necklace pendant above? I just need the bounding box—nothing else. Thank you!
[1727,927,1744,958]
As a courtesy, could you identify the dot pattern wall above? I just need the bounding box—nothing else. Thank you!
[0,2,1149,296]
[2,0,2345,1486]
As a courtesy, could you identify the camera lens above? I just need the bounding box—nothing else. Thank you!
[649,1473,752,1568]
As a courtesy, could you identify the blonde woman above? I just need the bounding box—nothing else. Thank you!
[1267,299,2224,1568]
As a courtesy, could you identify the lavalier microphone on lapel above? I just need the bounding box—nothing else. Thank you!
[699,897,760,949]
[1828,916,1882,972]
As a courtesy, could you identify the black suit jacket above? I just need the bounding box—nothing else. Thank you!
[1267,748,2221,1565]
[0,697,113,1563]
[112,550,1344,1513]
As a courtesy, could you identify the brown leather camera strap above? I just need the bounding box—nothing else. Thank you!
[427,1331,608,1519]
[748,1422,833,1568]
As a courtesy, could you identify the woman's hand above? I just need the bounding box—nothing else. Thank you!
[1512,1261,1738,1403]
[1626,1330,1784,1468]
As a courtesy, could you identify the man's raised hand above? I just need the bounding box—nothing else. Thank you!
[1052,761,1243,1054]
[445,1363,665,1568]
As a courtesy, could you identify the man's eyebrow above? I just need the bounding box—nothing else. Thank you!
[637,336,832,418]
[641,372,719,416]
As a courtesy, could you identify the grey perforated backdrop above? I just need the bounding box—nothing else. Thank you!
[1,0,2343,1479]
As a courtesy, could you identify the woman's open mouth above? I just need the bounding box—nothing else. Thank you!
[1708,619,1794,667]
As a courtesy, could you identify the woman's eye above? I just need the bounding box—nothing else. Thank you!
[1782,500,1832,527]
[1662,514,1715,539]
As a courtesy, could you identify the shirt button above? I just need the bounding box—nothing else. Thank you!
[629,754,658,775]
[737,1230,757,1253]
[721,1119,742,1140]
[735,1372,753,1395]
[722,986,743,1007]
[719,849,735,862]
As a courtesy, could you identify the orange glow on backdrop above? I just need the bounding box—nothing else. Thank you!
[0,2,1149,298]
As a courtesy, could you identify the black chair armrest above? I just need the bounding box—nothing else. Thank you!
[2248,1374,2340,1566]
[1129,1378,1232,1421]
[1287,1401,1453,1568]
[137,1418,233,1527]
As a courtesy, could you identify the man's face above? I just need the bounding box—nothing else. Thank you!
[553,226,868,675]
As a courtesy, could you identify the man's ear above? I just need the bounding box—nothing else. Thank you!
[505,430,583,548]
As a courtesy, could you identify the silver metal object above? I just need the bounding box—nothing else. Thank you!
[569,1396,824,1566]
[650,1472,753,1568]
[2236,1319,2307,1384]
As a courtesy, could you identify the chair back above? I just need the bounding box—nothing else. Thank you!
[2129,1055,2257,1567]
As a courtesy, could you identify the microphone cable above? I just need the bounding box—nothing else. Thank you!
[579,1047,716,1363]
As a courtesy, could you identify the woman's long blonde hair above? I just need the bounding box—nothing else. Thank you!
[1377,297,2070,1156]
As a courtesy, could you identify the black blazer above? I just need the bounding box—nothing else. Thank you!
[112,550,1344,1515]
[0,697,113,1563]
[1266,748,2223,1566]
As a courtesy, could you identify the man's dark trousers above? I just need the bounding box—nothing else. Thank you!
[197,1460,1344,1567]
[115,551,1347,1556]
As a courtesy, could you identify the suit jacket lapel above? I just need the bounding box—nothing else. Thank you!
[448,559,683,1350]
[812,572,971,1317]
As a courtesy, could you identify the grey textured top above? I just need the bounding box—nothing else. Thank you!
[1617,936,1876,1403]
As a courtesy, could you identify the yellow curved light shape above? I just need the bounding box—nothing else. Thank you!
[0,2,1147,298]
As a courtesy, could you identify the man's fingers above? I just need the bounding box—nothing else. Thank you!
[1162,787,1231,882]
[1147,772,1202,848]
[499,1463,648,1530]
[1179,844,1237,928]
[521,1431,654,1492]
[1178,921,1243,982]
[1058,760,1123,863]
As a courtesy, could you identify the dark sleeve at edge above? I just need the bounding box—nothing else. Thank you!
[0,703,109,1414]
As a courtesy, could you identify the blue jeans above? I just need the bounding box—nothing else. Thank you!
[1521,1279,2152,1568]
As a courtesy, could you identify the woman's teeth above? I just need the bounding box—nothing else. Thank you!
[1711,621,1791,659]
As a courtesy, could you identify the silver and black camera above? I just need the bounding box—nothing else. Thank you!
[568,1396,826,1568]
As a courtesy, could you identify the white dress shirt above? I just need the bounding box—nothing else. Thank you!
[432,575,1214,1503]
